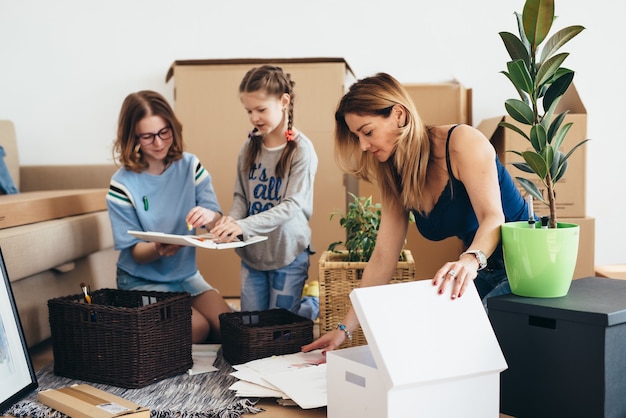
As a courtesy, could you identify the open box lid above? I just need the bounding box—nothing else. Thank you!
[350,280,507,390]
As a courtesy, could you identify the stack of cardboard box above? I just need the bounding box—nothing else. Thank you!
[478,84,594,279]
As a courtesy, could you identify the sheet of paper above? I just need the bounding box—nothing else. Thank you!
[230,350,327,409]
[228,380,287,398]
[263,363,327,409]
[187,344,219,375]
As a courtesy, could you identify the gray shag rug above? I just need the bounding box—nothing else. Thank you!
[6,350,263,418]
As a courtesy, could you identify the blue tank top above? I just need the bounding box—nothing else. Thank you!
[413,125,530,261]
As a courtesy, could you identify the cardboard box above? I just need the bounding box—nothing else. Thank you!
[166,58,356,296]
[38,384,149,418]
[478,84,588,218]
[561,216,595,279]
[404,81,473,126]
[488,277,626,417]
[327,280,507,418]
[595,264,626,280]
[0,188,108,229]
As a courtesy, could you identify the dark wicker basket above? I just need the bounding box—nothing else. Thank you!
[48,288,192,388]
[219,309,313,365]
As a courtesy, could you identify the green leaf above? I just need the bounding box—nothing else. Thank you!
[550,150,566,182]
[551,121,573,151]
[536,52,569,88]
[522,150,548,179]
[543,71,574,114]
[507,60,534,94]
[500,31,531,66]
[515,11,532,50]
[504,99,535,125]
[500,121,531,142]
[547,110,568,143]
[511,161,535,173]
[540,25,585,63]
[516,177,546,203]
[541,143,554,168]
[530,124,547,152]
[523,0,554,47]
[500,71,531,104]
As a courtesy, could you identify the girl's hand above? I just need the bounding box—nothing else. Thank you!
[431,259,478,300]
[186,206,220,230]
[214,215,235,227]
[210,220,243,242]
[301,329,347,362]
[155,242,181,257]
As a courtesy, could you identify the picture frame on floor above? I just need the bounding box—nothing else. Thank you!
[0,247,37,414]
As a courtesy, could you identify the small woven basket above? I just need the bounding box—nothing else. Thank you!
[219,309,314,365]
[318,250,415,348]
[48,288,192,388]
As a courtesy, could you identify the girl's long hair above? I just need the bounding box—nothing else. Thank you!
[239,65,296,178]
[334,73,431,214]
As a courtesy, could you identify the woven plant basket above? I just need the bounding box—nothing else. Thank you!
[318,249,415,348]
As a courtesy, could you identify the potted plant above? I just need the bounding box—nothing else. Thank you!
[499,0,587,297]
[318,193,415,347]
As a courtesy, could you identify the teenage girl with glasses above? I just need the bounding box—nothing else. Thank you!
[106,90,232,343]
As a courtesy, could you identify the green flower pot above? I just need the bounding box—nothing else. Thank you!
[501,221,580,298]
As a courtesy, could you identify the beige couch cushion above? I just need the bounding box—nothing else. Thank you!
[0,211,113,283]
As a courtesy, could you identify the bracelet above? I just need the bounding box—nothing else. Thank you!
[336,322,352,340]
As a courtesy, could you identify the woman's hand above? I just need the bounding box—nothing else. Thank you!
[431,259,478,300]
[301,329,347,362]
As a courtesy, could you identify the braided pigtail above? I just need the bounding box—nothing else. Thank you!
[239,65,297,179]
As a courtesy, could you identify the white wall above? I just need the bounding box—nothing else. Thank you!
[1,0,623,266]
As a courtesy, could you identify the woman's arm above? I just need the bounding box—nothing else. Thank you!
[302,195,409,353]
[432,124,505,299]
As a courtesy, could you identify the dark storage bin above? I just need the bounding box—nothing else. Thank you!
[488,277,626,418]
[49,289,192,388]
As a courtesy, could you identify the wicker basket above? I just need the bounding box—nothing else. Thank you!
[318,250,415,348]
[219,309,314,365]
[48,288,192,388]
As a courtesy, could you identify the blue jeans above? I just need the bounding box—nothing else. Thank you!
[474,258,512,309]
[240,249,309,315]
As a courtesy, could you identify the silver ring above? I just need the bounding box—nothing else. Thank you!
[448,269,457,277]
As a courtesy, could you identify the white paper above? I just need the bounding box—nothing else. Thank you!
[187,344,219,375]
[229,350,327,409]
[128,230,268,250]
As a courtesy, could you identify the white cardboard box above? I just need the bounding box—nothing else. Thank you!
[327,280,507,418]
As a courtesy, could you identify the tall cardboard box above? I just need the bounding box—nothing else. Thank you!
[166,58,356,296]
[359,81,471,279]
[327,280,507,418]
[477,84,587,218]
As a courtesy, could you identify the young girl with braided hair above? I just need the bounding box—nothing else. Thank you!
[211,65,319,319]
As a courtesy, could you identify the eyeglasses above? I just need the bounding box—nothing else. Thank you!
[136,126,173,145]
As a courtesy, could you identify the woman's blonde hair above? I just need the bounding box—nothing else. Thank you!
[113,90,184,173]
[334,73,431,213]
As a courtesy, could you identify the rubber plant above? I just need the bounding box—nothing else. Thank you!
[499,0,587,228]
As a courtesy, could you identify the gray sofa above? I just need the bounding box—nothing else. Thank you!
[0,120,118,348]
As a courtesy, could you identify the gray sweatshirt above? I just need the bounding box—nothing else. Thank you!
[229,132,318,270]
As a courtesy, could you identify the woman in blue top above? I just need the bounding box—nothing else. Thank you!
[303,72,532,354]
[106,90,231,343]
